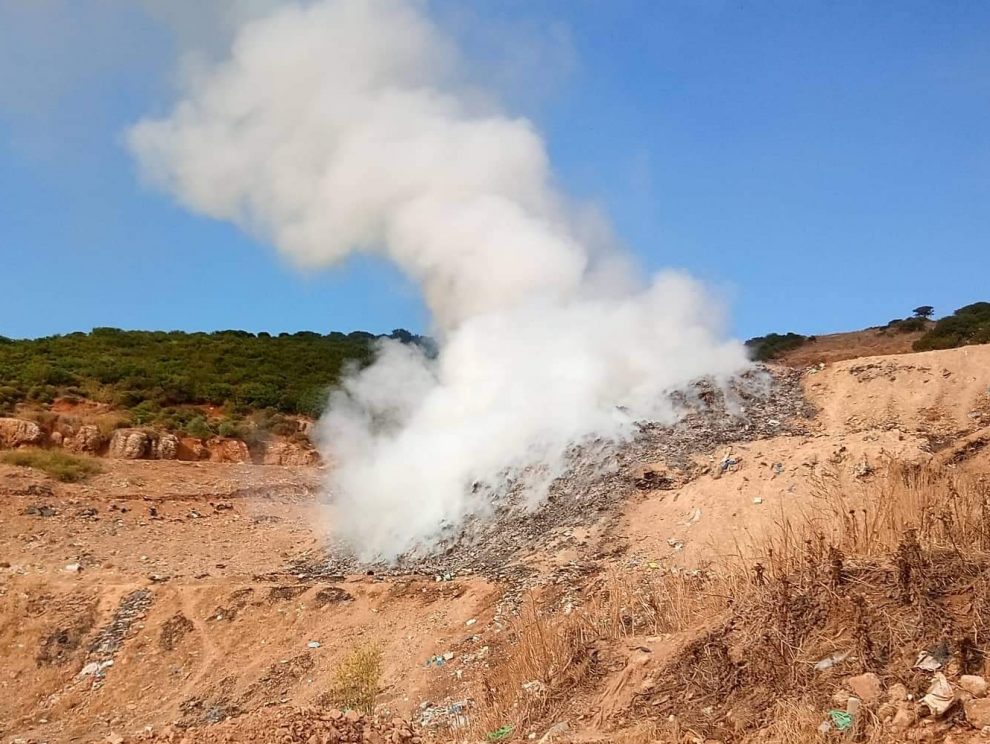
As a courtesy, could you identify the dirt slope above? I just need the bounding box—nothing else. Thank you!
[775,326,927,366]
[1,343,989,743]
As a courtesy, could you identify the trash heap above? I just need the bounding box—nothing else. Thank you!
[292,365,811,580]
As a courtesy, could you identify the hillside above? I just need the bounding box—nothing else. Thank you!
[2,342,990,743]
[0,327,430,442]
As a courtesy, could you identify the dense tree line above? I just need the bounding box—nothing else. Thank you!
[0,327,428,419]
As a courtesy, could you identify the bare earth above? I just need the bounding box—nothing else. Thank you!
[2,344,989,743]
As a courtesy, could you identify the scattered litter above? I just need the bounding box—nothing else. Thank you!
[752,497,763,505]
[487,725,513,741]
[65,563,81,573]
[418,700,469,728]
[772,462,784,476]
[666,538,684,552]
[814,650,851,671]
[716,455,740,476]
[921,672,954,717]
[307,641,321,649]
[522,680,546,694]
[767,419,781,427]
[78,660,113,678]
[442,651,455,661]
[915,643,950,671]
[647,561,660,570]
[827,710,853,731]
[682,508,702,526]
[465,618,477,626]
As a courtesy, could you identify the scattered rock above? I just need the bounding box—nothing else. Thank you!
[963,697,990,729]
[888,683,909,703]
[846,672,883,702]
[891,704,917,731]
[960,675,988,698]
[263,440,321,466]
[207,437,251,463]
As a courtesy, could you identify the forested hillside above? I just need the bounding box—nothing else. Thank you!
[0,328,428,420]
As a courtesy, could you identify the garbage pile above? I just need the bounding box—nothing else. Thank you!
[292,365,811,580]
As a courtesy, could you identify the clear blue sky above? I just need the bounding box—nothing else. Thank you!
[1,0,987,340]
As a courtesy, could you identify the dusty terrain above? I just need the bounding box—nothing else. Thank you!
[775,325,928,367]
[2,344,989,743]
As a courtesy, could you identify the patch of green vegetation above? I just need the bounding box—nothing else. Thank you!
[0,449,103,482]
[0,328,429,419]
[744,332,810,362]
[914,302,990,351]
[883,316,928,334]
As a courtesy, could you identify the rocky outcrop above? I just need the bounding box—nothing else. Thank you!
[108,429,151,459]
[109,429,183,460]
[0,418,44,449]
[207,437,251,463]
[151,433,179,460]
[65,425,103,454]
[262,440,321,466]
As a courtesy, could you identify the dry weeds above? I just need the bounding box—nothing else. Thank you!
[473,460,990,742]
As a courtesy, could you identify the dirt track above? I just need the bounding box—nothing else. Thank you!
[2,345,989,742]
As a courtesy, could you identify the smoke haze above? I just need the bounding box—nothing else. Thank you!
[129,0,748,559]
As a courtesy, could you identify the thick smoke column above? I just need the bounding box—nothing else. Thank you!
[129,0,748,559]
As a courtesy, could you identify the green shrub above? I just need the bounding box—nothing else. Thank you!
[915,302,990,351]
[744,332,809,362]
[0,449,103,482]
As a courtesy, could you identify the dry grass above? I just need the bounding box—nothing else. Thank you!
[329,643,383,715]
[0,448,103,482]
[473,460,990,742]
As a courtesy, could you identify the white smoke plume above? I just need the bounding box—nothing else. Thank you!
[129,0,748,559]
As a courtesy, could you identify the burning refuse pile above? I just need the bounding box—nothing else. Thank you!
[290,364,811,580]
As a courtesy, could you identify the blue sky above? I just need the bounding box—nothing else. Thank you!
[1,0,987,340]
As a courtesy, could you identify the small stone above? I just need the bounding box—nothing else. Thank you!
[307,640,321,649]
[442,651,455,661]
[960,675,988,698]
[891,704,917,731]
[846,672,883,702]
[965,698,990,728]
[65,563,81,573]
[465,618,477,626]
[888,683,909,703]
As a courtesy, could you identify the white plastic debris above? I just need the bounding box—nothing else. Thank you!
[307,641,321,649]
[814,650,851,671]
[921,673,955,717]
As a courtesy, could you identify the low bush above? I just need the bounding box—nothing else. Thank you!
[0,449,103,482]
[329,644,383,715]
[914,301,990,351]
[744,332,809,361]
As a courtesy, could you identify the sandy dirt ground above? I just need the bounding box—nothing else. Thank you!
[2,344,989,743]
